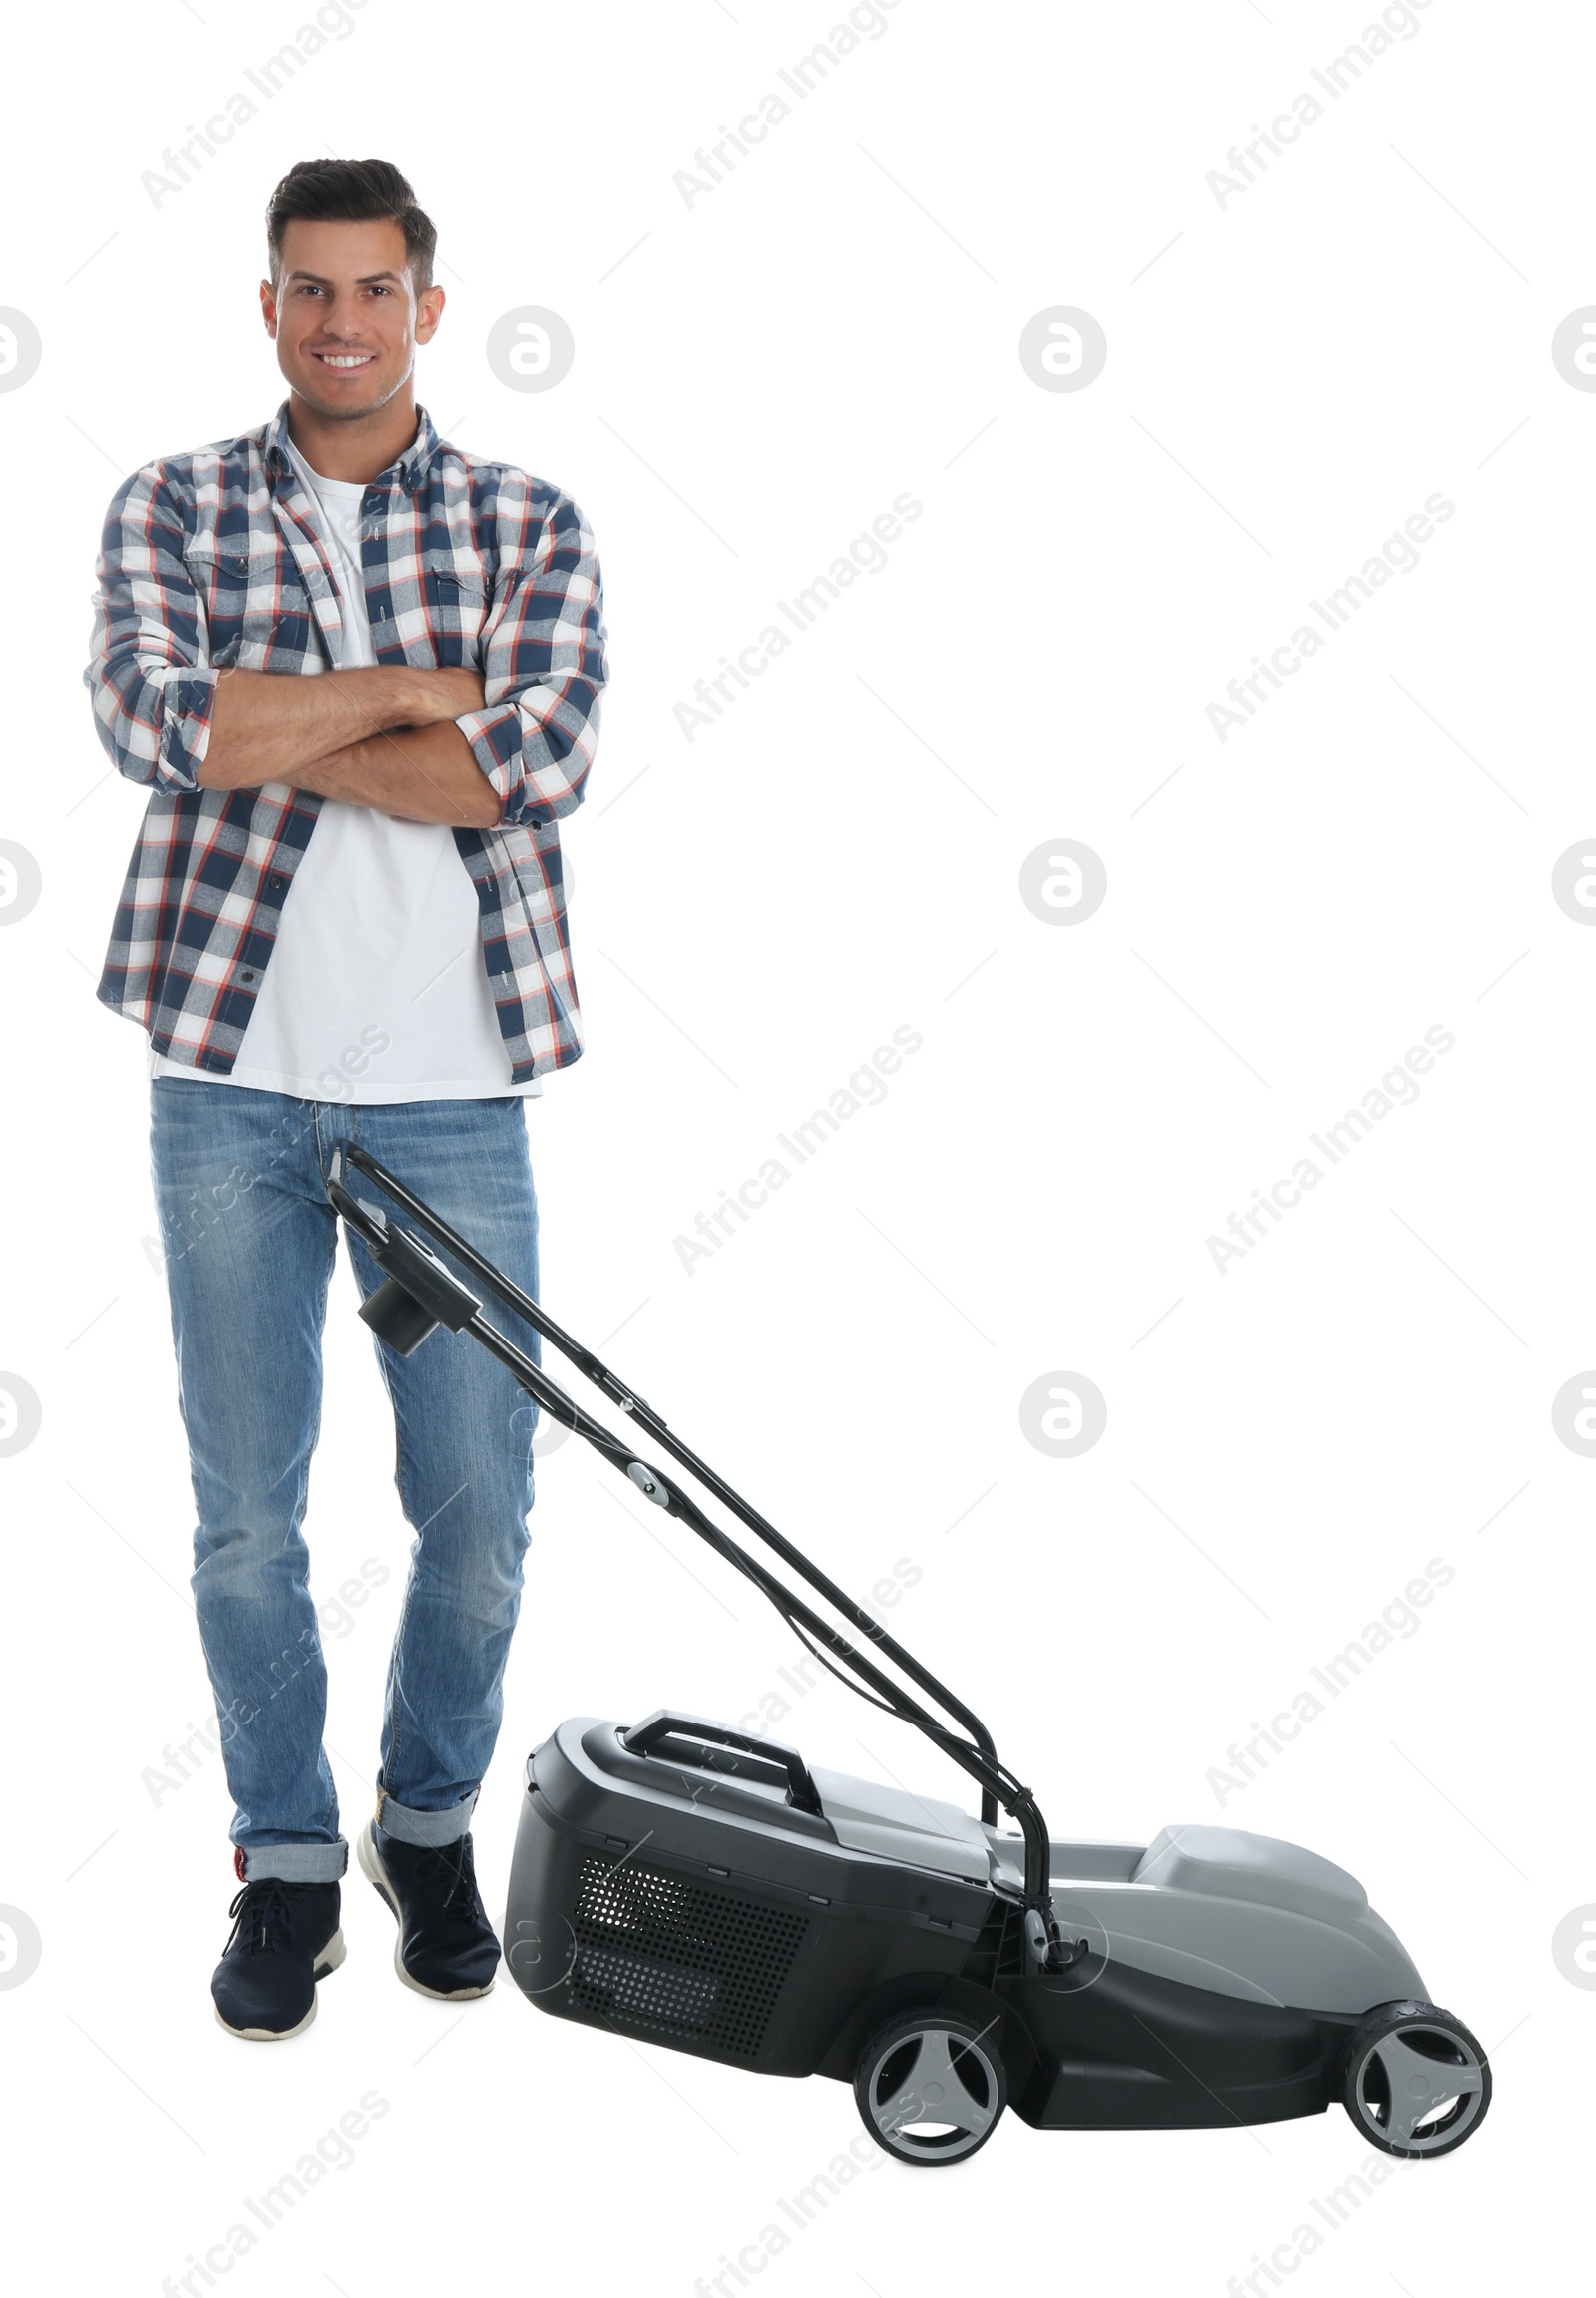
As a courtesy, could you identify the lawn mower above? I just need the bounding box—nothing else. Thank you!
[326,1147,1490,2167]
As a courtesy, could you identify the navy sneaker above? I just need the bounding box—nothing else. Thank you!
[211,1876,344,2040]
[357,1821,500,1999]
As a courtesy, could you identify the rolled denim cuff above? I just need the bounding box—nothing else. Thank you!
[239,1836,349,1883]
[375,1786,479,1849]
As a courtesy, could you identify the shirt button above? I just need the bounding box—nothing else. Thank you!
[239,969,256,984]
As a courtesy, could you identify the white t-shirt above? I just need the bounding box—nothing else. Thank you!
[149,436,541,1102]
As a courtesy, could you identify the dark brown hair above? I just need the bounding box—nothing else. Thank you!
[265,158,437,290]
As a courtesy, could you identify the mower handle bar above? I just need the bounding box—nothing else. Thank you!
[337,1148,1000,1804]
[326,1148,1071,1961]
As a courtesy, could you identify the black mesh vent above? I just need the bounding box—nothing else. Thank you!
[569,1854,809,2056]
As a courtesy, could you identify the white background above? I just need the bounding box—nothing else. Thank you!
[0,0,1588,2288]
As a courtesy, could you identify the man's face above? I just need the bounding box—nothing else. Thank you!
[260,216,444,421]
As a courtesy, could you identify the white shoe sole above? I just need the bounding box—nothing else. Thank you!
[356,1824,496,2001]
[213,1927,346,2041]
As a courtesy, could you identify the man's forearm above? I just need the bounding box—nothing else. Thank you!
[197,664,484,790]
[293,718,502,828]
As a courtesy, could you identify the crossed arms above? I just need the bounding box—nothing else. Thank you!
[199,665,502,828]
[84,463,609,832]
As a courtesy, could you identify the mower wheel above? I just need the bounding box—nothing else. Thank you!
[1340,2000,1491,2157]
[854,2009,1007,2166]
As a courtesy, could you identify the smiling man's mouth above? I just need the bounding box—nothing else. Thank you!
[312,351,377,369]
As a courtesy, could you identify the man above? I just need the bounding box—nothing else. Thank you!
[84,158,607,2039]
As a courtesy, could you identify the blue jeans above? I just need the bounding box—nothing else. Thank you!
[150,1080,541,1882]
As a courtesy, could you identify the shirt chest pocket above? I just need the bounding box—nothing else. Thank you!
[420,553,491,668]
[182,542,317,672]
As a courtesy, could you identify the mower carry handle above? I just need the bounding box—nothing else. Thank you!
[622,1711,823,1816]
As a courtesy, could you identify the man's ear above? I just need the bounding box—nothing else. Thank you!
[415,284,446,346]
[259,278,279,338]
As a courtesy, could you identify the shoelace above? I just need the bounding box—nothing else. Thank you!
[223,1877,294,1958]
[422,1838,483,1935]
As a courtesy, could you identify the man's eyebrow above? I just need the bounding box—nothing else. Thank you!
[284,268,408,286]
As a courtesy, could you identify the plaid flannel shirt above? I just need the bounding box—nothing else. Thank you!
[84,400,607,1083]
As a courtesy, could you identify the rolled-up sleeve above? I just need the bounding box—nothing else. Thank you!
[453,484,608,827]
[83,465,217,793]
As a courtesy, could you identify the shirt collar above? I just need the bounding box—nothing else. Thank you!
[262,399,441,496]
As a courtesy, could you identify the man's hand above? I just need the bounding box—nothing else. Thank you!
[198,664,486,791]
